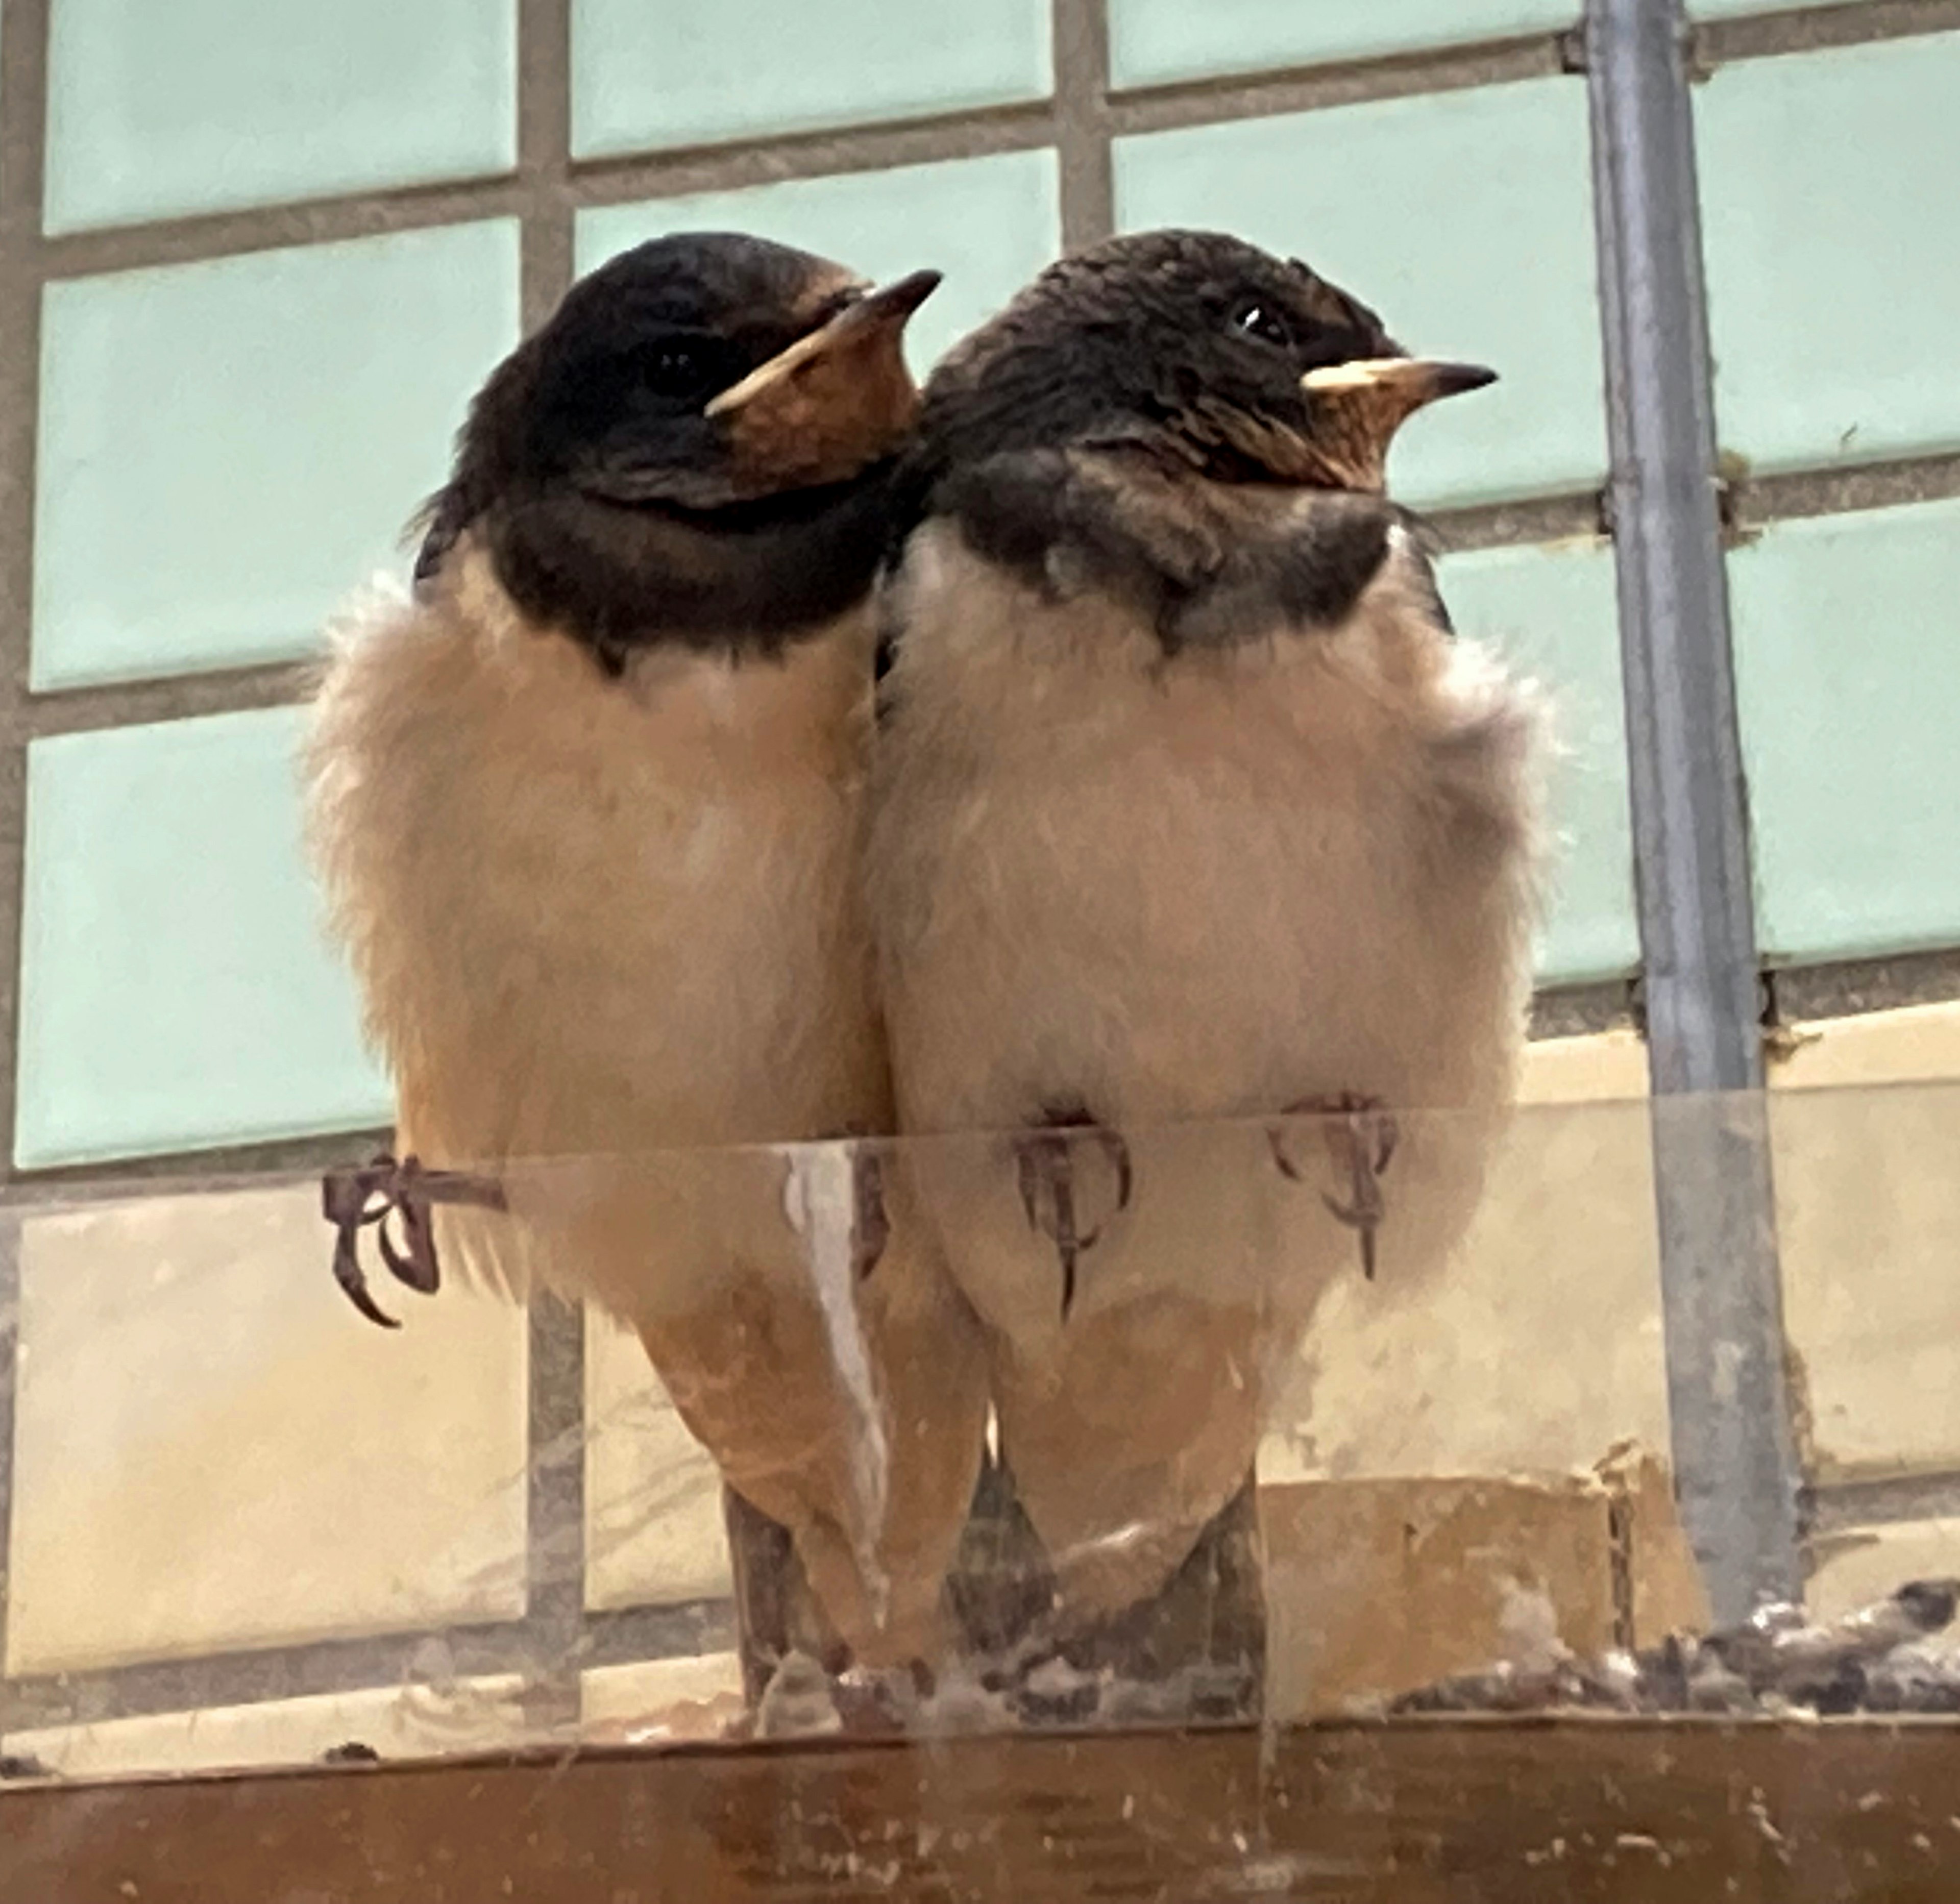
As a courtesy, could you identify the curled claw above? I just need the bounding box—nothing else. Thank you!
[375,1180,438,1295]
[1105,1128,1136,1214]
[1013,1110,1132,1319]
[329,1216,401,1329]
[1269,1095,1399,1281]
[1321,1165,1386,1282]
[322,1152,507,1328]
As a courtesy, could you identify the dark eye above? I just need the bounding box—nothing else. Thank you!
[638,343,712,401]
[621,331,735,407]
[1232,301,1293,351]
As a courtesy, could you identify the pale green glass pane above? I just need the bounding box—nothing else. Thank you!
[576,152,1061,375]
[1697,34,1960,473]
[1114,80,1605,512]
[33,222,520,691]
[44,0,516,232]
[572,0,1049,159]
[1440,538,1638,984]
[1732,499,1960,962]
[1110,0,1576,89]
[17,708,390,1170]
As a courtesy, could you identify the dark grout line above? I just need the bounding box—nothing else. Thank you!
[0,0,51,1143]
[1728,452,1960,535]
[0,12,52,1685]
[1425,490,1608,555]
[0,1620,534,1737]
[1694,0,1960,70]
[1531,981,1640,1040]
[0,1128,393,1209]
[0,0,50,244]
[0,302,37,1177]
[1768,949,1960,1025]
[510,0,587,1736]
[520,205,577,336]
[518,0,574,188]
[38,177,533,282]
[565,102,1061,212]
[0,1219,20,1704]
[522,1296,588,1733]
[1804,1468,1960,1542]
[1052,0,1115,251]
[517,0,575,334]
[19,658,318,740]
[1105,32,1571,140]
[0,1595,737,1737]
[580,1599,739,1670]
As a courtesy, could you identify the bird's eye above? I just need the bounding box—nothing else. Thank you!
[1231,301,1293,351]
[625,334,731,406]
[640,345,708,399]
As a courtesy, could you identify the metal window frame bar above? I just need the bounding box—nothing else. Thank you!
[0,0,1954,1744]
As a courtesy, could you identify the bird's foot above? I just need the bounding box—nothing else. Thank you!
[1269,1093,1398,1280]
[744,1651,932,1740]
[1014,1108,1133,1319]
[322,1151,507,1328]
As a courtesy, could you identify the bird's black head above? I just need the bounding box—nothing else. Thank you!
[908,229,1492,505]
[418,231,940,667]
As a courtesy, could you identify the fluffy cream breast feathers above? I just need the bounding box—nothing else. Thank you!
[865,229,1547,1652]
[306,233,988,1682]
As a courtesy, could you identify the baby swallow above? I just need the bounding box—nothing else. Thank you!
[865,230,1546,1684]
[306,233,991,1693]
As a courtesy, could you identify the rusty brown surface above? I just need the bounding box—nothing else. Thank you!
[6,1719,1960,1902]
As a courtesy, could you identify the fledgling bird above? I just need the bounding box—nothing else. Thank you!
[304,233,991,1689]
[865,230,1546,1679]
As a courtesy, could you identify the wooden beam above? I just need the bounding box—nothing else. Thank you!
[7,1719,1960,1900]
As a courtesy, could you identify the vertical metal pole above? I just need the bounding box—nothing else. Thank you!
[1585,0,1802,1621]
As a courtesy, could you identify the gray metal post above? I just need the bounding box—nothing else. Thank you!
[1584,0,1803,1621]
